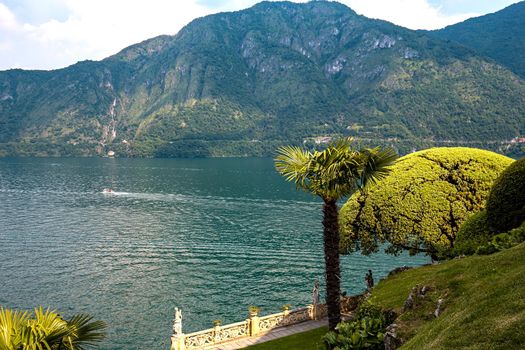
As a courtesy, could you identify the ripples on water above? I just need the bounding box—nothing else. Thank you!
[0,158,428,349]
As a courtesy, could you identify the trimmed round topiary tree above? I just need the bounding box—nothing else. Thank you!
[454,210,493,256]
[486,156,525,233]
[340,147,513,258]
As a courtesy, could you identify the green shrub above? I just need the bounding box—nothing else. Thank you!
[454,210,494,256]
[323,317,386,350]
[486,156,525,233]
[323,303,395,350]
[354,302,397,325]
[340,147,513,258]
[477,221,525,255]
[355,302,385,320]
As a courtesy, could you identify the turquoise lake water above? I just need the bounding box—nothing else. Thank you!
[0,157,428,349]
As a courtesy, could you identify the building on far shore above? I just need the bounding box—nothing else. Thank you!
[510,137,525,144]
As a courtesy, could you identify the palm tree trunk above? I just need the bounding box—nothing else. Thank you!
[323,198,342,330]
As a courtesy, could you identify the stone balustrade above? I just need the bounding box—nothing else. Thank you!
[170,301,340,350]
[169,280,365,350]
[181,320,250,349]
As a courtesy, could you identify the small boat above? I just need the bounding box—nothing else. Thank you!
[102,188,114,193]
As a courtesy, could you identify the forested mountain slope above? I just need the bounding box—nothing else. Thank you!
[1,1,524,157]
[432,1,525,79]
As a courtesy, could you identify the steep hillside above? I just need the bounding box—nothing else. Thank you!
[432,1,525,79]
[370,243,525,349]
[244,242,525,350]
[1,1,525,157]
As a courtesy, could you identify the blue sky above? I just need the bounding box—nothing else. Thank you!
[0,0,521,71]
[428,0,517,15]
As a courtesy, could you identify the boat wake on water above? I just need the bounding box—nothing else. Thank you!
[101,189,129,195]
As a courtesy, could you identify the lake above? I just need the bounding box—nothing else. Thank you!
[0,157,428,349]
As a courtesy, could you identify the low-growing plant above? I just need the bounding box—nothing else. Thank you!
[281,304,292,311]
[354,302,384,320]
[323,316,386,350]
[323,303,393,350]
[248,305,261,314]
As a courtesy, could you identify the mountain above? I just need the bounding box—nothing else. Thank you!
[432,1,525,79]
[1,1,525,157]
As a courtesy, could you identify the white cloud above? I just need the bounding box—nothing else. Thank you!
[0,0,483,70]
[340,0,478,30]
[0,3,17,30]
[0,0,214,70]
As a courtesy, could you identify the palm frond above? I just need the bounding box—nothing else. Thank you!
[0,307,30,350]
[24,307,68,350]
[0,307,106,350]
[358,147,398,190]
[275,145,313,190]
[63,314,107,350]
[275,140,398,201]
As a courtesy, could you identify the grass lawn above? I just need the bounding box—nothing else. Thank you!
[244,326,328,350]
[371,242,525,349]
[241,243,525,349]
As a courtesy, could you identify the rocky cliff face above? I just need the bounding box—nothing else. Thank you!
[1,1,524,157]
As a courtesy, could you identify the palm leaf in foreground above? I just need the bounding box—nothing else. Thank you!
[63,314,107,350]
[0,307,106,350]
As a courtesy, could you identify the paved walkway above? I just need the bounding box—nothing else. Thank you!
[206,318,328,350]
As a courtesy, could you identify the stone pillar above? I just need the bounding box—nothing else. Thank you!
[249,310,260,336]
[213,324,221,343]
[171,308,185,350]
[171,336,185,350]
[311,279,321,320]
[308,304,316,320]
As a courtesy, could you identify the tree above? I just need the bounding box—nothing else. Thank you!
[486,156,525,233]
[275,139,397,330]
[0,306,106,350]
[339,147,513,259]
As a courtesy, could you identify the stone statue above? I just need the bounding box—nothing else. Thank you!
[434,299,444,318]
[403,287,417,311]
[365,270,374,292]
[312,279,320,305]
[173,307,183,336]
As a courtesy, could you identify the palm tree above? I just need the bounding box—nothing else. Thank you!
[275,139,397,330]
[0,306,106,350]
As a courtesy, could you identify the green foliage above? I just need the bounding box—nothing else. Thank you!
[248,243,525,349]
[248,305,261,314]
[354,302,397,327]
[275,139,398,330]
[369,243,525,350]
[1,2,525,157]
[354,302,385,321]
[323,303,392,350]
[486,156,525,233]
[432,2,525,79]
[454,157,525,256]
[323,318,386,350]
[454,210,494,256]
[275,139,398,201]
[477,222,525,255]
[0,306,106,350]
[340,147,513,257]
